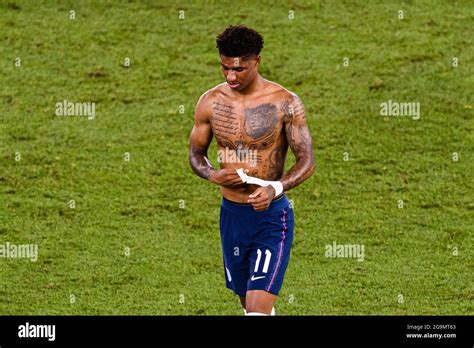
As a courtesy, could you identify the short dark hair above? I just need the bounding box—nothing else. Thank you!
[216,25,264,59]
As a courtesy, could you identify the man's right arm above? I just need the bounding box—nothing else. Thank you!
[188,93,244,187]
[189,93,215,180]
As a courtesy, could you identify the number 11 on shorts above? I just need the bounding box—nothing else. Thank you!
[254,249,272,273]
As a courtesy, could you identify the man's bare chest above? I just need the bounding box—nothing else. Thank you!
[210,99,284,151]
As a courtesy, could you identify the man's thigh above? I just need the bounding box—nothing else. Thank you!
[246,206,294,295]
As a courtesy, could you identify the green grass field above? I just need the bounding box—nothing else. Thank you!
[0,0,472,315]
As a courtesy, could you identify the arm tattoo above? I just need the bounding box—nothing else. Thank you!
[280,97,315,191]
[189,146,214,180]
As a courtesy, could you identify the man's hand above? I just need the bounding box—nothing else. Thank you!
[248,186,276,211]
[210,168,246,187]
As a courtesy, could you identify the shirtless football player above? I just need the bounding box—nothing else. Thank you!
[189,25,315,316]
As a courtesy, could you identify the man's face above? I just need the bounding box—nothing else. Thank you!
[220,55,260,92]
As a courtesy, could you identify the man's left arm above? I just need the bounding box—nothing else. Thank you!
[280,95,315,191]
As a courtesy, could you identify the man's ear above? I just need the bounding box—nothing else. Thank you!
[255,55,261,66]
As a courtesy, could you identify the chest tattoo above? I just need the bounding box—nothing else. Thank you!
[244,103,278,139]
[211,102,239,140]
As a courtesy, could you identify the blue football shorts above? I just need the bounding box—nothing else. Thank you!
[219,194,294,297]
